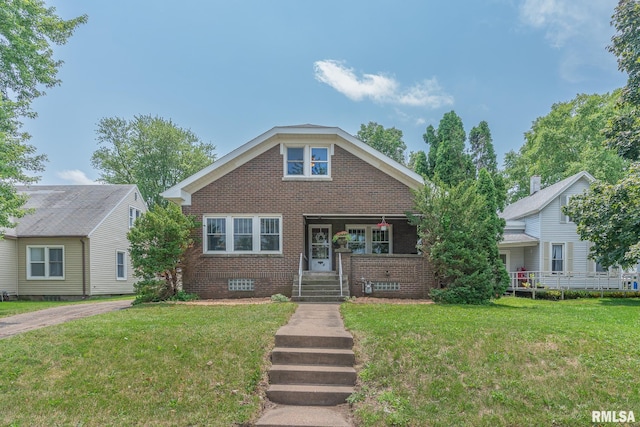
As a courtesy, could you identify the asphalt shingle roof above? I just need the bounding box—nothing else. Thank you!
[500,171,594,221]
[14,185,136,237]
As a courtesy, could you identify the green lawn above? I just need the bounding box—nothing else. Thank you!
[0,302,296,426]
[4,297,638,426]
[342,297,640,426]
[0,296,135,318]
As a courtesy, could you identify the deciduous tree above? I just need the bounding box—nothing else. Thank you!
[91,115,216,208]
[127,203,197,303]
[503,92,627,202]
[356,121,406,164]
[433,111,473,186]
[0,1,86,233]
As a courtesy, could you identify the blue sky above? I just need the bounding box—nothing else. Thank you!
[26,0,625,185]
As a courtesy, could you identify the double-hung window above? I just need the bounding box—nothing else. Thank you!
[346,225,392,254]
[551,244,564,273]
[204,215,282,254]
[283,145,331,178]
[116,251,126,280]
[27,246,64,279]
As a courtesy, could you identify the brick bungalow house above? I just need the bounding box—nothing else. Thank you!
[162,125,435,300]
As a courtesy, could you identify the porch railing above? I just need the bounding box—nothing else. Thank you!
[508,271,638,292]
[338,252,343,297]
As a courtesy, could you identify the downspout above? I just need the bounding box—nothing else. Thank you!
[81,238,87,299]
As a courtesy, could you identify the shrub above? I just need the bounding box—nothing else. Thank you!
[132,279,169,305]
[171,290,199,302]
[270,294,290,302]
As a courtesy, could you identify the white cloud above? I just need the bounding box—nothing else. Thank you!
[313,60,454,109]
[57,170,97,185]
[519,0,616,48]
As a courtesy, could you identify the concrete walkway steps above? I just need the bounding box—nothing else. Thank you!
[256,303,355,426]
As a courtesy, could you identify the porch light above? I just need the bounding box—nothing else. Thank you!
[377,216,389,231]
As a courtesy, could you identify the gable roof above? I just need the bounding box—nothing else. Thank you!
[162,125,425,205]
[500,171,595,221]
[12,185,139,237]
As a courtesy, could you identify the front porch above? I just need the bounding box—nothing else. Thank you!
[293,251,433,301]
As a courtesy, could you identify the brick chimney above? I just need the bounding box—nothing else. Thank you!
[530,175,541,195]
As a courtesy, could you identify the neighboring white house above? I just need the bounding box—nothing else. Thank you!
[0,185,147,299]
[499,171,597,274]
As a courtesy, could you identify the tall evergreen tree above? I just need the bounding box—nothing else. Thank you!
[469,121,498,174]
[433,111,473,186]
[408,150,429,177]
[423,124,438,178]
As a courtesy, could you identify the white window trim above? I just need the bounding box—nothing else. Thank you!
[116,250,127,280]
[281,144,333,179]
[346,224,393,255]
[129,206,142,228]
[27,245,65,280]
[203,215,283,255]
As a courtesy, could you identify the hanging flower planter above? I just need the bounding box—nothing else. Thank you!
[377,217,389,231]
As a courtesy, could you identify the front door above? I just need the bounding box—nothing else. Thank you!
[309,225,332,271]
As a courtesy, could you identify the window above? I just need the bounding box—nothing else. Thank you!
[552,244,564,272]
[116,251,126,280]
[260,218,280,251]
[129,206,142,228]
[373,282,400,291]
[27,246,64,279]
[346,225,392,254]
[233,218,253,251]
[228,279,254,291]
[283,145,331,178]
[204,215,282,254]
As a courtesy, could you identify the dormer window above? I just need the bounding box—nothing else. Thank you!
[283,145,331,178]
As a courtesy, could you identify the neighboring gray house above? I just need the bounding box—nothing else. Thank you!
[499,171,597,275]
[0,185,147,299]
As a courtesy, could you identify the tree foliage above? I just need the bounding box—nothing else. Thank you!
[469,121,498,174]
[411,174,508,304]
[0,1,86,234]
[408,150,429,177]
[564,1,640,270]
[127,203,198,302]
[503,92,628,202]
[604,0,640,160]
[356,121,407,164]
[91,115,216,208]
[564,164,640,268]
[433,111,473,186]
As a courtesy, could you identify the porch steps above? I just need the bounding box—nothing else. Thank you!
[291,272,349,302]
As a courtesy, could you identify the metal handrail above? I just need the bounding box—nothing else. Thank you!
[338,252,343,297]
[298,253,303,297]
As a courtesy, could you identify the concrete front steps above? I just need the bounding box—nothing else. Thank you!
[292,272,350,303]
[256,304,355,426]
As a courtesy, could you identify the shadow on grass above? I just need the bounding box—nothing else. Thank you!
[596,298,640,307]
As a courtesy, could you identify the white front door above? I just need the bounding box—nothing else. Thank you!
[309,225,332,271]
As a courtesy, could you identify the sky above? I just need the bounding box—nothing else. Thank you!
[24,0,626,185]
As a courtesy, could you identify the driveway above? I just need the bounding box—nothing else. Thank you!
[0,300,133,339]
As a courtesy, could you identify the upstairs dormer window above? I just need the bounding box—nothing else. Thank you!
[283,145,332,178]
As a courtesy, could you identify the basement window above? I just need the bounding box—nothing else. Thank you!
[228,279,255,291]
[373,282,400,291]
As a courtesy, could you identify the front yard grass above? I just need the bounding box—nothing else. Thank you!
[0,295,134,318]
[0,302,296,426]
[342,297,640,426]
